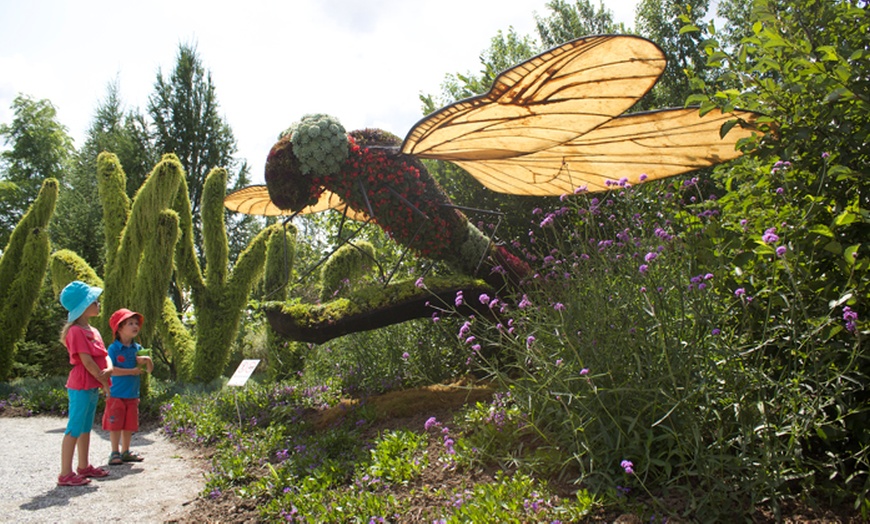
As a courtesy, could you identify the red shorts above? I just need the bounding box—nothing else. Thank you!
[102,397,139,432]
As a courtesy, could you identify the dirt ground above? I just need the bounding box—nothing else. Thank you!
[0,416,207,523]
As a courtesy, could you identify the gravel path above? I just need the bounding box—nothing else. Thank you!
[0,416,207,523]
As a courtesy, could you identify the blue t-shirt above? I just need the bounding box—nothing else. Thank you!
[107,339,141,399]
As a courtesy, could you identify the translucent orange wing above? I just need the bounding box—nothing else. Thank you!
[449,108,762,195]
[401,35,667,162]
[224,185,369,221]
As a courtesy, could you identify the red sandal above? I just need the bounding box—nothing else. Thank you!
[77,464,110,478]
[57,472,91,486]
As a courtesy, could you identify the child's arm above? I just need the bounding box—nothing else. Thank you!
[136,355,154,373]
[79,352,111,394]
[111,366,142,376]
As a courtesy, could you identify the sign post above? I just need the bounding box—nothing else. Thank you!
[227,359,260,426]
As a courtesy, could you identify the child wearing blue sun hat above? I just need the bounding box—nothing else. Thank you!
[57,280,113,487]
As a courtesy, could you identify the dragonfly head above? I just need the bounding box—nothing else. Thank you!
[265,114,349,211]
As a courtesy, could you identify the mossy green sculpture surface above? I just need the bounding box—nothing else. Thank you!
[0,178,57,380]
[169,166,280,383]
[318,240,376,301]
[50,152,278,383]
[263,224,302,379]
[264,275,495,344]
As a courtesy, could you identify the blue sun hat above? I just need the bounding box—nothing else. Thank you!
[60,280,103,323]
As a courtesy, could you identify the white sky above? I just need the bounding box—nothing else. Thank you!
[0,0,638,184]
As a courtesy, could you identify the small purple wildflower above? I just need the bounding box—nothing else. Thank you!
[639,264,649,274]
[735,288,746,297]
[479,293,491,305]
[620,460,635,474]
[553,302,566,311]
[526,335,536,348]
[415,277,424,288]
[776,245,787,257]
[843,306,858,333]
[580,368,589,376]
[402,352,410,360]
[762,227,779,244]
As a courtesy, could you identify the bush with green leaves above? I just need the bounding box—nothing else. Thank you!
[357,429,428,486]
[446,168,866,519]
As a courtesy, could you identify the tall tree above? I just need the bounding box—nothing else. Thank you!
[52,80,155,272]
[0,95,73,248]
[634,0,710,108]
[147,43,255,264]
[535,0,625,48]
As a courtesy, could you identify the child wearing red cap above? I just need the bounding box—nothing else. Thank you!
[103,308,153,465]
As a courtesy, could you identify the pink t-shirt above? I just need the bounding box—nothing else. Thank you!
[65,324,110,390]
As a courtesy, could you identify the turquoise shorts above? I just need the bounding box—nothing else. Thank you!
[66,388,99,437]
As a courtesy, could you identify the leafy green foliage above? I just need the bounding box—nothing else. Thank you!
[148,42,255,265]
[535,0,625,48]
[0,95,72,248]
[359,429,428,485]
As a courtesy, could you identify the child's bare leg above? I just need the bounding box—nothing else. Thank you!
[110,430,121,453]
[76,432,91,469]
[61,434,78,476]
[121,430,133,452]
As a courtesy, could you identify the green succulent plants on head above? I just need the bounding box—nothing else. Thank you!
[281,113,349,177]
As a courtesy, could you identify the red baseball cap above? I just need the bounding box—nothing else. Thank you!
[109,308,144,336]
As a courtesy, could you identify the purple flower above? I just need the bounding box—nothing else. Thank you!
[843,306,858,333]
[424,417,439,431]
[776,245,787,257]
[761,227,779,244]
[526,335,536,348]
[776,187,784,195]
[822,152,830,159]
[402,352,410,360]
[579,368,589,376]
[639,264,649,274]
[555,359,563,366]
[639,173,648,181]
[518,295,532,309]
[620,459,634,474]
[454,291,464,307]
[644,252,658,263]
[712,328,721,335]
[553,302,566,311]
[479,293,490,305]
[735,288,746,297]
[415,277,424,288]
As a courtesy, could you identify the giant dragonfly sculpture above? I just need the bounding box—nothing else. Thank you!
[225,35,762,343]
